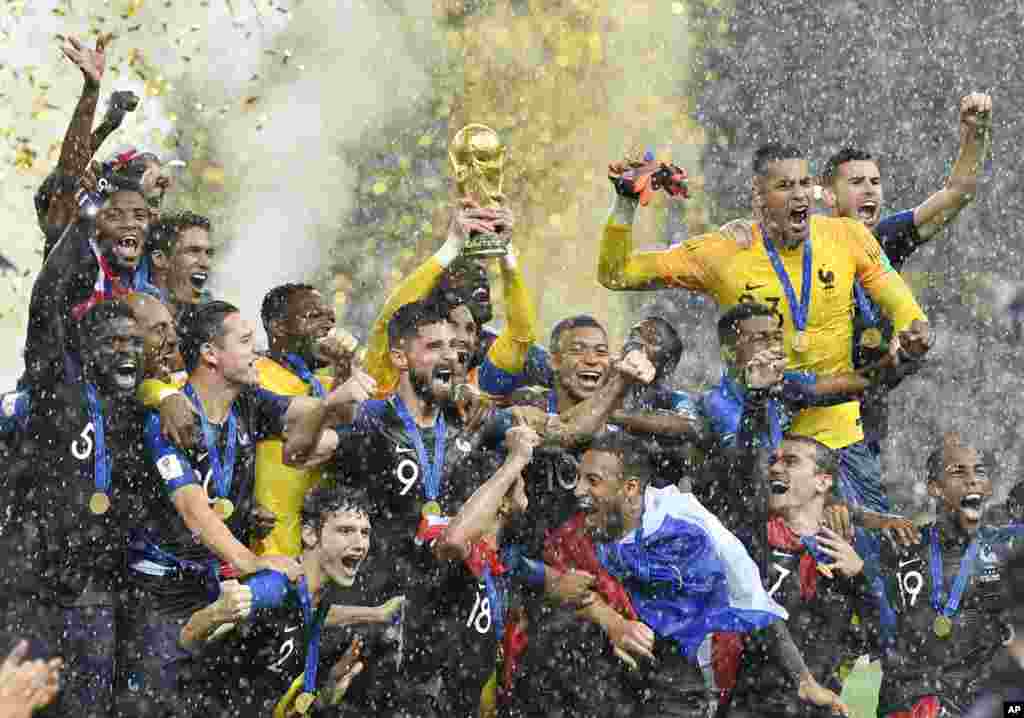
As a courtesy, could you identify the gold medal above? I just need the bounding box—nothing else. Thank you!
[860,328,883,350]
[213,498,235,520]
[89,492,111,515]
[421,501,441,517]
[792,331,809,353]
[294,691,316,714]
[933,614,953,639]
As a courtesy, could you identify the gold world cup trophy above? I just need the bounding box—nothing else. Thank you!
[449,123,510,259]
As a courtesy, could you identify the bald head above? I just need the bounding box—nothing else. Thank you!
[124,292,181,379]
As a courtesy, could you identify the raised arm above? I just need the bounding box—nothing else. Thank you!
[433,427,539,562]
[43,35,111,236]
[913,92,992,242]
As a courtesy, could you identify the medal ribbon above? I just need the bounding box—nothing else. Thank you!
[928,525,980,620]
[84,383,111,497]
[297,577,330,697]
[183,383,238,500]
[467,542,508,641]
[723,373,783,448]
[392,396,446,501]
[761,229,813,337]
[282,353,326,399]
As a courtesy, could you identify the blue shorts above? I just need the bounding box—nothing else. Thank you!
[836,440,888,513]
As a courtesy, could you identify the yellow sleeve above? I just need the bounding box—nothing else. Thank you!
[365,256,445,396]
[848,221,927,331]
[137,378,182,410]
[598,220,717,293]
[486,260,538,374]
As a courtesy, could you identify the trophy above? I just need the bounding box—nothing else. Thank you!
[449,123,511,259]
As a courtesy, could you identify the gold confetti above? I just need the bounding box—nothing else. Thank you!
[14,142,36,170]
[202,164,225,186]
[371,180,388,195]
[671,1,684,15]
[125,0,144,16]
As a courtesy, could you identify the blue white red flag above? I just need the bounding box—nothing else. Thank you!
[596,485,787,662]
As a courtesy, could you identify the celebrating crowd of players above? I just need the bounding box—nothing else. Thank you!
[0,33,1022,718]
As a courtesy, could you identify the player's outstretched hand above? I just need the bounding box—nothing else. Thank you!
[250,503,278,540]
[798,671,849,716]
[898,320,931,360]
[550,568,596,608]
[213,580,253,623]
[607,616,656,670]
[816,527,865,578]
[719,218,756,250]
[243,554,304,583]
[860,511,920,546]
[0,640,63,718]
[744,349,786,391]
[618,349,656,385]
[325,638,364,706]
[451,383,493,433]
[504,425,541,465]
[160,392,199,450]
[823,502,854,541]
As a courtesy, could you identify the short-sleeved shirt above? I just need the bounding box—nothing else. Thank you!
[132,386,291,617]
[643,215,925,448]
[876,523,1020,715]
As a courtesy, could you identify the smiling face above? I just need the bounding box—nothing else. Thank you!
[205,313,260,387]
[166,226,214,305]
[393,321,460,405]
[929,444,994,535]
[732,314,785,371]
[551,325,611,403]
[305,509,371,588]
[756,159,813,247]
[767,439,833,514]
[441,261,493,326]
[827,160,883,229]
[83,315,145,398]
[95,190,150,273]
[574,449,637,543]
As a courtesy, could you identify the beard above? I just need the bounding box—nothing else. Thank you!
[409,365,452,406]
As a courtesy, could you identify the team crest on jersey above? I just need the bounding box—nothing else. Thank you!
[456,437,472,453]
[1,392,19,418]
[157,454,185,481]
[817,268,835,292]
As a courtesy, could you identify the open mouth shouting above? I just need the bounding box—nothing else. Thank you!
[190,271,209,292]
[113,232,143,267]
[113,357,140,391]
[788,205,810,237]
[856,200,879,226]
[433,365,455,388]
[769,480,790,496]
[959,492,988,521]
[576,370,603,392]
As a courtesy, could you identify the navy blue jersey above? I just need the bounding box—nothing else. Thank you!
[131,386,290,616]
[877,523,1021,715]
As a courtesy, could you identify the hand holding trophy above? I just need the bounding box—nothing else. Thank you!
[448,124,512,259]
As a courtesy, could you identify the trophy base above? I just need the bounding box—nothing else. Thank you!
[462,231,510,259]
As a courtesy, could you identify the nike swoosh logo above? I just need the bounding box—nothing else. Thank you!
[898,557,920,568]
[284,625,300,633]
[745,283,766,291]
[197,452,209,463]
[395,446,416,454]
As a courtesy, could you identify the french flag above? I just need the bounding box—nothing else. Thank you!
[596,485,787,662]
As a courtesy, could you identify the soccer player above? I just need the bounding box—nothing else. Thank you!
[121,300,351,712]
[726,435,877,718]
[964,547,1024,717]
[146,212,215,311]
[254,283,370,557]
[366,201,549,397]
[34,33,139,256]
[875,433,1022,716]
[572,431,847,717]
[335,300,653,715]
[178,486,382,717]
[6,300,145,717]
[598,143,930,512]
[123,292,183,382]
[821,93,992,454]
[22,175,156,394]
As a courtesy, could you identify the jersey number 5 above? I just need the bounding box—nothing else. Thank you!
[70,422,95,461]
